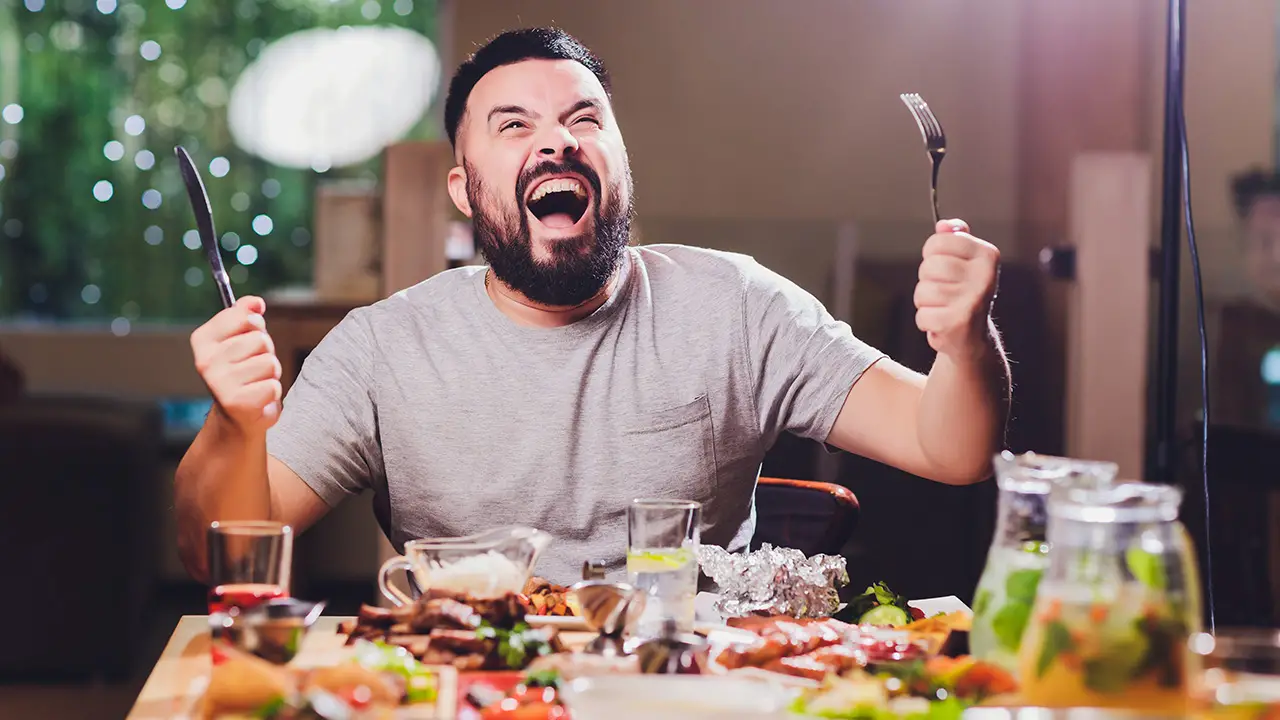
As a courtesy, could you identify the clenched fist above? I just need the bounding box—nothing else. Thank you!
[914,219,1001,360]
[190,296,282,434]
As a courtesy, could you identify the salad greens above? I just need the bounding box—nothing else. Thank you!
[476,621,556,669]
[522,668,561,689]
[356,641,439,704]
[789,656,1016,720]
[837,582,913,626]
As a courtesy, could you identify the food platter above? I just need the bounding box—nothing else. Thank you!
[186,527,1002,720]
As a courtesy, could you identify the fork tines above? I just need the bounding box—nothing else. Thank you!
[899,93,946,151]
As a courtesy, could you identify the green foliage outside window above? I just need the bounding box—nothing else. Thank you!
[0,0,438,325]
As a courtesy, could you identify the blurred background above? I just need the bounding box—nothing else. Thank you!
[2,0,1279,716]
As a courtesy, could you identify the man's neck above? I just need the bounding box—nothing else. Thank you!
[484,264,622,328]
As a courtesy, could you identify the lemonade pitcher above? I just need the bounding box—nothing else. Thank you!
[970,452,1118,672]
[1016,482,1201,712]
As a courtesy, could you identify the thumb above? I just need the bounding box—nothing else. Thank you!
[936,219,969,235]
[236,295,267,315]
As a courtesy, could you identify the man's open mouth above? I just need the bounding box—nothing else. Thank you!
[525,176,591,230]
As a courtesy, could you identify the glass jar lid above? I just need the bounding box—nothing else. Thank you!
[1048,481,1182,523]
[993,451,1120,495]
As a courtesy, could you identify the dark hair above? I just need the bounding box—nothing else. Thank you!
[1232,167,1280,219]
[444,27,611,148]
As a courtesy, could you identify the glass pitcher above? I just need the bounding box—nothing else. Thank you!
[970,452,1119,672]
[378,525,552,604]
[1016,482,1201,712]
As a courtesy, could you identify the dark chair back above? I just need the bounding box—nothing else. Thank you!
[0,393,162,680]
[750,477,860,557]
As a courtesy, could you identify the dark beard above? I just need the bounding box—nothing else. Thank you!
[466,158,632,307]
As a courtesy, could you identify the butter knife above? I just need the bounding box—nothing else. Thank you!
[174,145,235,309]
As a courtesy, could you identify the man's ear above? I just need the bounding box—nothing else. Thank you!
[447,165,472,218]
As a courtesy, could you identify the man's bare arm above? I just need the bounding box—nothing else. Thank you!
[825,219,1009,485]
[174,409,330,582]
[825,323,1009,485]
[175,295,332,582]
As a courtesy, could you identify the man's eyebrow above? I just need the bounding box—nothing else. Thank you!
[561,98,604,122]
[487,104,536,123]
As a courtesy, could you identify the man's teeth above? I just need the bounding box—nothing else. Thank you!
[529,178,587,203]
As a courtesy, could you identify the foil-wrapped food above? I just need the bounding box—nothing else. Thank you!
[697,543,849,618]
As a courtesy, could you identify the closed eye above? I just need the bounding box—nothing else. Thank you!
[574,116,600,127]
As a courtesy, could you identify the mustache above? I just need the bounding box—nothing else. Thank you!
[516,158,603,208]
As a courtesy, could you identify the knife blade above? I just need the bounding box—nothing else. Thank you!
[174,145,235,309]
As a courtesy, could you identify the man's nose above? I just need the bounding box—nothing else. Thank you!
[537,124,579,158]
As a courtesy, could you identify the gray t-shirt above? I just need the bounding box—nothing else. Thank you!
[268,244,883,584]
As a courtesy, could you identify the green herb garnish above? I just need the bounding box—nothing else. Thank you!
[1035,620,1075,679]
[1126,546,1167,590]
[972,589,993,617]
[475,621,554,669]
[1133,613,1187,688]
[1004,569,1043,604]
[991,601,1031,652]
[523,668,561,688]
[355,640,438,703]
[838,582,912,624]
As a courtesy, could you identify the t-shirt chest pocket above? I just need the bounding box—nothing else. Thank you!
[615,393,718,503]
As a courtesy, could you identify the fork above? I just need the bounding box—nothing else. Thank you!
[900,93,946,225]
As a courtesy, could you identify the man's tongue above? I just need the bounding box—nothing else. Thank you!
[539,212,577,229]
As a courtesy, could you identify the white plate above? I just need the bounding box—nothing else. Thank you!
[525,614,590,630]
[907,595,973,618]
[560,674,798,720]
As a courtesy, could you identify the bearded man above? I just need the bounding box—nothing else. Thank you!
[175,28,1010,584]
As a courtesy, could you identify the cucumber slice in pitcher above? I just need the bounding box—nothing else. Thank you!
[859,604,910,627]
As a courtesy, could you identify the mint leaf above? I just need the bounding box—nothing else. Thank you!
[991,601,1031,652]
[1004,569,1043,604]
[973,589,993,617]
[1082,632,1148,694]
[1126,547,1167,590]
[1035,620,1074,679]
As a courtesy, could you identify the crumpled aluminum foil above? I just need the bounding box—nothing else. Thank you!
[697,543,849,618]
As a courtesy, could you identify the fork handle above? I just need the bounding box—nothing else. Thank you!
[929,157,942,225]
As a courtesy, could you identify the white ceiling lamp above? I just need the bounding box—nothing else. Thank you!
[227,25,440,171]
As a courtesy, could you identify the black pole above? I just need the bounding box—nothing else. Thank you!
[1151,0,1185,486]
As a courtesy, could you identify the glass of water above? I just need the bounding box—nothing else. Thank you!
[627,498,701,638]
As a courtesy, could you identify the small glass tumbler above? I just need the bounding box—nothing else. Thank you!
[626,499,700,638]
[206,520,293,615]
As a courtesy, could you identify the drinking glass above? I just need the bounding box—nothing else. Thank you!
[207,520,293,614]
[1189,628,1280,719]
[627,499,700,637]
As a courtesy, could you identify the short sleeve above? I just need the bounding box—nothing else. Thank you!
[267,309,383,507]
[743,261,885,444]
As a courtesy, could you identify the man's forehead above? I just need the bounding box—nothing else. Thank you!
[467,59,608,118]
